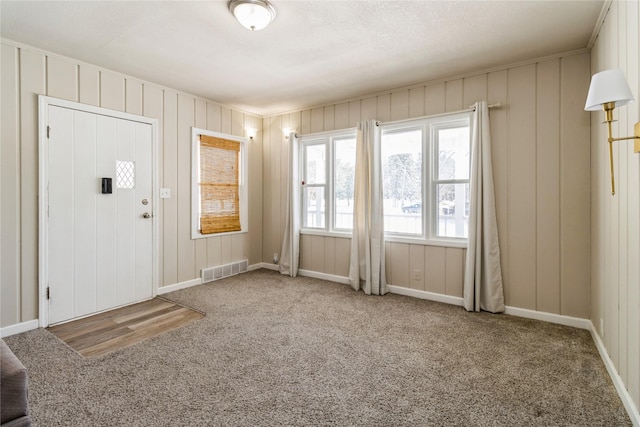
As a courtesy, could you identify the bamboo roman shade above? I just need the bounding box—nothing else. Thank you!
[199,135,241,234]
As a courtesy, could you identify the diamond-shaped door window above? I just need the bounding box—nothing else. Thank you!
[116,161,135,189]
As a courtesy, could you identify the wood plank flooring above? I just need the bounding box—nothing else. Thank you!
[48,298,204,357]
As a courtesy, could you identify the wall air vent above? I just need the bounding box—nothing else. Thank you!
[202,267,215,283]
[201,259,249,283]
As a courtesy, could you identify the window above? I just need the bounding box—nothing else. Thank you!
[381,113,471,242]
[116,160,135,189]
[381,128,423,235]
[434,124,470,239]
[301,130,356,234]
[191,128,247,239]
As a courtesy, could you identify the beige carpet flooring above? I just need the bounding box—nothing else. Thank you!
[3,269,631,426]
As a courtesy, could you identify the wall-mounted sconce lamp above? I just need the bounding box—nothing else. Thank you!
[585,68,640,195]
[246,128,258,140]
[282,128,291,139]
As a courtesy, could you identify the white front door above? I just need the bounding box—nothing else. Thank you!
[47,104,154,325]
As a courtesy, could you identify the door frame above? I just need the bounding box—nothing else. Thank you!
[38,96,160,327]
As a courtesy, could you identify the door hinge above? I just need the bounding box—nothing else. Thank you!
[46,286,50,300]
[47,126,51,139]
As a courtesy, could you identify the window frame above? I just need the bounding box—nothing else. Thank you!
[190,127,248,240]
[300,128,357,237]
[381,112,471,246]
[430,119,471,241]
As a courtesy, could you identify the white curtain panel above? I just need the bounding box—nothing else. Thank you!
[279,132,300,277]
[348,120,387,295]
[463,102,505,313]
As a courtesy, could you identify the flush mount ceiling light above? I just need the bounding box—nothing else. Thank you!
[229,0,276,31]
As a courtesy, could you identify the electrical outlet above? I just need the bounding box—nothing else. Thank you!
[273,252,279,264]
[160,188,171,199]
[412,269,421,281]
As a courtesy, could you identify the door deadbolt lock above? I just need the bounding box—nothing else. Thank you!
[142,198,149,205]
[142,212,153,219]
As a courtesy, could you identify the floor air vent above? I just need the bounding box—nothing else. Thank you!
[201,259,249,283]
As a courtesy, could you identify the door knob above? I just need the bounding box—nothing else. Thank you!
[142,212,153,218]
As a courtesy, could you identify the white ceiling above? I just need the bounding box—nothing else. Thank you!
[0,0,603,116]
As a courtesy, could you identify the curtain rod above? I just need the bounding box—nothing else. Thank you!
[376,102,502,126]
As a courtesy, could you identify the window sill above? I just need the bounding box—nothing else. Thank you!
[300,229,352,239]
[299,229,468,249]
[384,235,468,249]
[191,229,248,240]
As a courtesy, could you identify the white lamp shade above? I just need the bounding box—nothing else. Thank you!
[229,0,276,31]
[585,68,635,111]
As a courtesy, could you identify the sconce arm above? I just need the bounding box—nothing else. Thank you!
[609,135,640,142]
[609,121,640,152]
[604,121,640,195]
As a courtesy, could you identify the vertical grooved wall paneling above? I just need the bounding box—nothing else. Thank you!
[424,246,446,295]
[125,79,143,115]
[20,50,46,320]
[270,115,282,264]
[409,87,425,118]
[247,113,263,267]
[334,103,349,130]
[323,237,336,276]
[263,51,592,315]
[142,84,164,287]
[445,79,463,112]
[261,117,272,265]
[559,54,591,319]
[615,0,629,386]
[535,59,561,314]
[79,64,100,106]
[506,64,537,310]
[47,57,78,101]
[334,238,350,277]
[162,90,179,285]
[1,44,20,325]
[425,83,445,116]
[409,245,425,291]
[100,72,125,112]
[361,97,377,122]
[231,110,248,261]
[349,101,360,127]
[0,41,262,326]
[324,105,335,131]
[590,0,640,412]
[278,113,288,264]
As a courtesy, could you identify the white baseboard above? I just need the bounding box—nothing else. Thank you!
[159,264,272,295]
[297,269,350,284]
[589,322,640,426]
[1,319,39,338]
[504,306,591,330]
[0,273,637,425]
[387,285,465,306]
[254,262,279,271]
[157,278,202,295]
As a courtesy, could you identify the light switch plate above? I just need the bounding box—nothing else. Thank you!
[160,188,171,199]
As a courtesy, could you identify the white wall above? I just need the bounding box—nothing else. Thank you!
[0,40,263,327]
[589,0,640,413]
